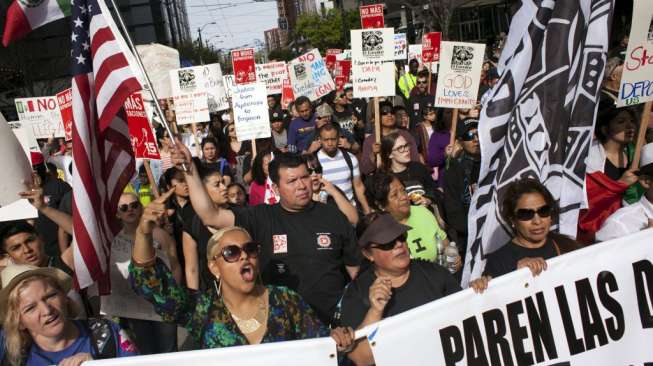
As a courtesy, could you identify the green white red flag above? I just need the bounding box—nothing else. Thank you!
[2,0,70,46]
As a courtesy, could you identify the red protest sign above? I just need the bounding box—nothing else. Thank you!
[56,89,73,141]
[360,4,384,29]
[231,48,257,85]
[335,60,352,80]
[281,78,294,110]
[335,76,347,92]
[326,49,342,71]
[124,93,160,159]
[422,32,442,63]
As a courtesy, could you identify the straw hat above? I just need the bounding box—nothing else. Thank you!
[0,265,73,321]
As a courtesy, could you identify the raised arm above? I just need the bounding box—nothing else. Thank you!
[171,138,235,229]
[19,175,73,234]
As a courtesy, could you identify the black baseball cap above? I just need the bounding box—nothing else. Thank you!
[358,213,411,249]
[456,118,479,139]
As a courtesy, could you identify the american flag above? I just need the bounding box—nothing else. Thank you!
[70,0,141,292]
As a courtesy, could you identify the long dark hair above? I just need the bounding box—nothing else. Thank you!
[252,149,272,185]
[380,132,403,171]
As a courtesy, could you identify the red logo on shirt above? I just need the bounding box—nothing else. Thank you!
[273,234,288,254]
[317,233,332,249]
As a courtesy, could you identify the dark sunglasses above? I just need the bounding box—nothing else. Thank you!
[214,241,260,263]
[370,233,408,251]
[416,80,428,85]
[462,131,479,141]
[118,201,141,212]
[308,165,323,175]
[515,205,553,221]
[381,109,394,116]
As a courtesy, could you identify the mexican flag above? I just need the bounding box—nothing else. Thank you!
[2,0,70,46]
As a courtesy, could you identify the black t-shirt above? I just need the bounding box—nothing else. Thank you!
[234,202,360,324]
[339,260,460,328]
[603,159,626,182]
[393,161,437,199]
[333,107,355,135]
[483,239,558,278]
[183,212,213,291]
[35,177,72,257]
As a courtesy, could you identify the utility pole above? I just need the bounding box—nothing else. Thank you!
[197,22,216,64]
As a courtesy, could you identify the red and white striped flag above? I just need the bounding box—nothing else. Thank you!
[70,0,141,292]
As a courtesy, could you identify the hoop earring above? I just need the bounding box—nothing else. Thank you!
[213,276,222,296]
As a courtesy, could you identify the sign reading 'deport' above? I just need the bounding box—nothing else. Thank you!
[288,49,335,101]
[618,0,653,107]
[14,96,65,138]
[351,28,395,62]
[231,48,257,85]
[434,41,486,109]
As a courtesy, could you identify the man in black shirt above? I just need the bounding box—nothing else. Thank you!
[172,147,360,324]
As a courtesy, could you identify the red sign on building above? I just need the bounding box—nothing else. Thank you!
[231,48,257,85]
[422,32,442,63]
[124,93,160,159]
[359,4,384,29]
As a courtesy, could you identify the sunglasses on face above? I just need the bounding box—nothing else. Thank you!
[308,165,323,175]
[462,131,479,141]
[214,241,260,263]
[118,201,141,212]
[416,80,428,85]
[370,233,408,251]
[515,205,553,221]
[381,109,394,116]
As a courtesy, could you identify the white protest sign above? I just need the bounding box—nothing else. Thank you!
[8,121,40,160]
[352,60,395,98]
[335,49,351,61]
[255,62,288,95]
[408,44,422,64]
[618,0,653,107]
[169,67,210,125]
[434,41,486,109]
[136,43,180,100]
[223,75,236,98]
[0,113,37,221]
[364,229,653,365]
[199,64,229,112]
[14,96,65,138]
[232,82,271,142]
[288,49,335,101]
[394,33,407,60]
[351,28,395,61]
[86,337,338,366]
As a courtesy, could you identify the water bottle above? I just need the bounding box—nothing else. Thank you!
[436,240,445,266]
[444,242,459,273]
[318,190,329,203]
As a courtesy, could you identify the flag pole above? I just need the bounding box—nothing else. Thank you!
[102,0,178,154]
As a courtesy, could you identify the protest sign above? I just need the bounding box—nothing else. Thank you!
[232,82,271,142]
[422,32,442,63]
[359,4,384,29]
[434,41,486,109]
[14,96,65,138]
[124,93,160,159]
[56,88,73,141]
[87,337,338,366]
[169,67,210,125]
[351,28,395,62]
[408,44,422,64]
[0,113,36,221]
[335,49,352,61]
[287,49,335,101]
[281,78,294,109]
[618,0,653,107]
[352,60,395,98]
[223,74,236,98]
[394,33,407,60]
[363,229,653,366]
[136,43,180,99]
[200,64,229,112]
[7,121,40,161]
[255,62,288,95]
[325,49,341,71]
[231,48,257,85]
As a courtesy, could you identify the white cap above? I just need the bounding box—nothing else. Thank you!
[640,143,653,168]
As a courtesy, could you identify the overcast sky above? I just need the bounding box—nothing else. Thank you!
[185,0,278,51]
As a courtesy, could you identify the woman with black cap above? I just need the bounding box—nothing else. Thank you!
[338,213,460,365]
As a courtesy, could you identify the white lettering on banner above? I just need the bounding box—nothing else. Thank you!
[232,82,271,142]
[434,41,486,109]
[361,229,653,366]
[85,337,339,366]
[288,49,335,101]
[352,60,395,98]
[618,0,653,107]
[255,62,288,95]
[14,96,65,138]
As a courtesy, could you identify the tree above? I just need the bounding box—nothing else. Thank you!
[294,9,360,53]
[268,48,296,62]
[177,41,230,70]
[424,0,457,41]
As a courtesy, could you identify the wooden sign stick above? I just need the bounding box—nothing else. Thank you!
[631,100,653,169]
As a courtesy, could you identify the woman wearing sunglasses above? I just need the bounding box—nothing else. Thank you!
[339,213,460,365]
[470,178,581,292]
[129,191,355,349]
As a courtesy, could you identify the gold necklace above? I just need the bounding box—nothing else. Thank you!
[230,295,267,334]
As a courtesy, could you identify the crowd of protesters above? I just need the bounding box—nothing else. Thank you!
[0,31,652,366]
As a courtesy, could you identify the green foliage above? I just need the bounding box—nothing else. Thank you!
[267,48,296,62]
[177,41,228,69]
[294,9,360,52]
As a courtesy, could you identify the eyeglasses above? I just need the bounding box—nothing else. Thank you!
[514,205,553,221]
[416,80,428,85]
[370,233,408,251]
[381,109,394,116]
[308,165,323,175]
[393,143,411,153]
[213,241,260,263]
[462,131,479,141]
[118,201,141,212]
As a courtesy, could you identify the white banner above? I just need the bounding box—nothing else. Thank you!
[288,49,335,101]
[351,28,395,62]
[169,67,211,125]
[434,41,486,109]
[14,96,65,138]
[352,60,395,98]
[394,33,407,60]
[256,62,288,95]
[617,0,653,107]
[86,337,338,366]
[136,43,180,100]
[232,82,271,142]
[364,229,653,365]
